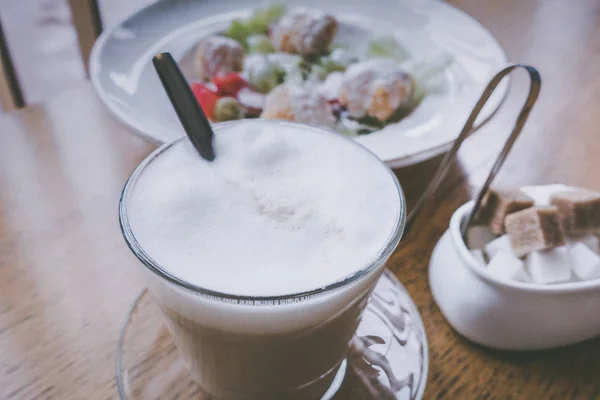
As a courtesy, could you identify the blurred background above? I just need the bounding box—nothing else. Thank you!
[0,0,153,108]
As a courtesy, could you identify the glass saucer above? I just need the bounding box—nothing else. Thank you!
[116,269,428,399]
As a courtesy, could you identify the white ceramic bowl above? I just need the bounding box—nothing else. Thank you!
[429,201,600,350]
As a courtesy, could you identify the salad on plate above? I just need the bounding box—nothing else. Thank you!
[187,3,452,136]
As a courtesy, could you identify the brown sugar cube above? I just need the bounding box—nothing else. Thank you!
[480,188,535,234]
[551,189,600,235]
[505,206,565,257]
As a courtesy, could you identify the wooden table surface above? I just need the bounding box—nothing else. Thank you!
[2,0,600,398]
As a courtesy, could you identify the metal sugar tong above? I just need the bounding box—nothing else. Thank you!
[404,64,542,238]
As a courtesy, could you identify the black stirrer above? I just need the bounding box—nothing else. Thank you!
[152,52,215,161]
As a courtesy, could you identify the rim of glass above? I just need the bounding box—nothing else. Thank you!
[119,120,406,304]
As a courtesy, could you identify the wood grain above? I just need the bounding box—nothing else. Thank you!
[67,0,103,75]
[0,88,154,399]
[1,0,600,398]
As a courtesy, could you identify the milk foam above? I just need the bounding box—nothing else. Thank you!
[128,121,401,296]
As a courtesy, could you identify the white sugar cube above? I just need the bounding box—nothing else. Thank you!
[568,242,600,280]
[570,234,600,254]
[526,247,571,284]
[487,251,530,282]
[520,184,572,206]
[470,249,487,266]
[582,235,600,253]
[467,226,496,250]
[484,235,513,260]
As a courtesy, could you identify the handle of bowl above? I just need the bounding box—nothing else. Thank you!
[403,64,541,235]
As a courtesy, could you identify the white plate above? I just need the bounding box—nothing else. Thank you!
[90,0,507,167]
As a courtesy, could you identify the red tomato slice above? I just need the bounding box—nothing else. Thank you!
[213,73,248,97]
[191,83,219,120]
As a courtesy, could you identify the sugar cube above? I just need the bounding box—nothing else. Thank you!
[526,247,571,284]
[505,206,565,257]
[551,189,600,235]
[466,226,496,250]
[581,234,600,253]
[470,249,487,266]
[520,184,572,206]
[484,235,513,260]
[567,242,600,280]
[487,251,530,282]
[568,234,600,254]
[479,188,534,234]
